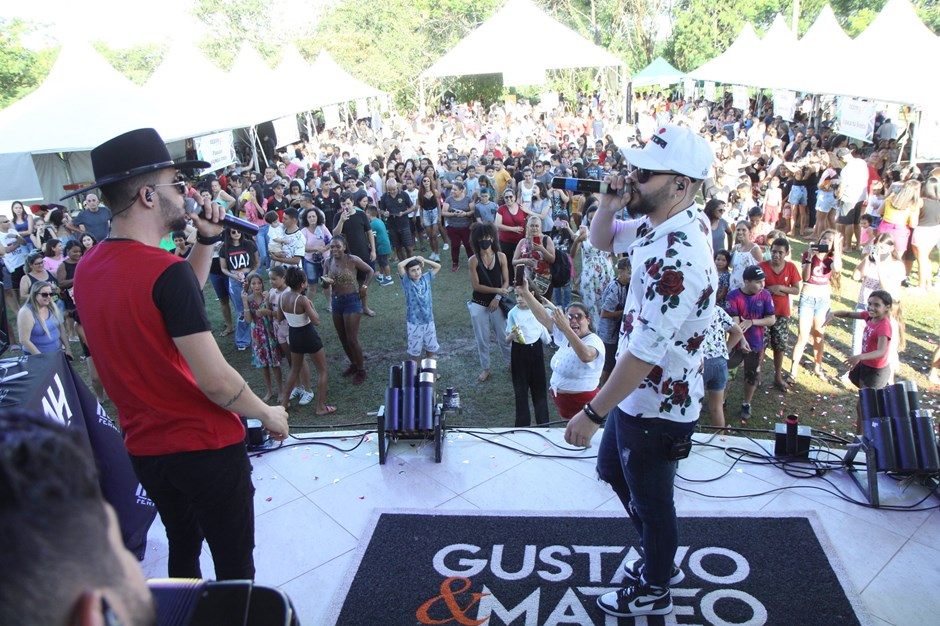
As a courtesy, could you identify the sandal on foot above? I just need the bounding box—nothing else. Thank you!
[772,380,789,393]
[341,364,358,377]
[477,370,490,383]
[219,328,234,337]
[316,405,337,416]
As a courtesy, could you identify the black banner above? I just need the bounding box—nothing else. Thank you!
[0,352,156,559]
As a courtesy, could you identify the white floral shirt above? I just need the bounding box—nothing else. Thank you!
[611,204,717,423]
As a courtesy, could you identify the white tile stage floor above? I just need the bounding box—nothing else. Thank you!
[139,427,940,626]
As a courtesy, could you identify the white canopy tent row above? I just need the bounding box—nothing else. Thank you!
[0,41,387,204]
[686,0,939,158]
[418,0,628,117]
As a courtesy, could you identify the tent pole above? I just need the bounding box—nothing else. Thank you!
[420,77,426,117]
[908,108,920,167]
[621,65,628,125]
[248,127,260,172]
[254,125,271,168]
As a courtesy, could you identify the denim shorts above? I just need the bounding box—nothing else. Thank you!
[332,291,363,315]
[421,208,439,228]
[816,190,836,214]
[798,293,830,320]
[304,257,324,283]
[788,185,808,205]
[703,356,729,391]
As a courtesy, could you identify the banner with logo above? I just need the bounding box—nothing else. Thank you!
[732,86,749,112]
[916,106,940,160]
[773,89,796,122]
[193,130,237,174]
[704,81,716,102]
[272,115,301,148]
[5,352,157,559]
[540,92,559,110]
[836,97,876,143]
[323,104,341,129]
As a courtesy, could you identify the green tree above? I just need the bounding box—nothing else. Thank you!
[0,18,52,109]
[91,42,167,86]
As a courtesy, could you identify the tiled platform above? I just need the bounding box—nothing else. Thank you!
[139,427,940,625]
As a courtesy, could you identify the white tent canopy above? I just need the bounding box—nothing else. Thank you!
[759,14,796,51]
[0,41,162,155]
[686,23,762,86]
[143,41,234,142]
[311,49,385,107]
[421,0,624,79]
[687,1,938,106]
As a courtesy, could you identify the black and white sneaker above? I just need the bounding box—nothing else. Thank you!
[597,581,672,618]
[622,557,685,586]
[739,403,751,422]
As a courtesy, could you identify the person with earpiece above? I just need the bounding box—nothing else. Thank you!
[564,125,717,620]
[65,128,289,582]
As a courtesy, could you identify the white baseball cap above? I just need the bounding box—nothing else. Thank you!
[621,125,714,180]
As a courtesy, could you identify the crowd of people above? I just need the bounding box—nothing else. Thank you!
[4,93,938,421]
[5,89,940,622]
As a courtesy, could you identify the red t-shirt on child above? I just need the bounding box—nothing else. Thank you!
[860,312,892,369]
[759,260,801,317]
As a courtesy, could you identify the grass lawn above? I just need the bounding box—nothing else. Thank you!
[63,235,940,442]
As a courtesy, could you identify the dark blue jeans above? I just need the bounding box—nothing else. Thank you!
[596,407,697,588]
[131,442,256,580]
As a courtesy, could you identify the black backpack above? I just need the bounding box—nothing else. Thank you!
[550,251,571,288]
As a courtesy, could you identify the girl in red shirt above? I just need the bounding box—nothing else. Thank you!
[827,289,893,433]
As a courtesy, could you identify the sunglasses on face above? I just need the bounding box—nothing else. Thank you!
[567,313,585,321]
[630,167,678,184]
[151,179,187,194]
[38,292,53,297]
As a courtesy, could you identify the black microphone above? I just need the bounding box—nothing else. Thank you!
[551,176,632,196]
[185,198,259,237]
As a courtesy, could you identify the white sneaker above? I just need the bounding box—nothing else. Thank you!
[442,243,450,250]
[290,387,303,400]
[299,390,315,406]
[429,253,440,262]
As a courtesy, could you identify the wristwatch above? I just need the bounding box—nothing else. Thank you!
[583,402,607,426]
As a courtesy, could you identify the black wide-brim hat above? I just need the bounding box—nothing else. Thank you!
[60,128,210,200]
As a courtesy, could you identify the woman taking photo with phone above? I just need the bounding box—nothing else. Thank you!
[787,229,842,385]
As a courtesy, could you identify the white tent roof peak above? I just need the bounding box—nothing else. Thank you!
[145,41,227,97]
[855,0,939,51]
[229,44,276,80]
[686,22,761,84]
[0,41,161,154]
[421,0,624,79]
[761,13,795,48]
[275,44,314,82]
[799,5,851,48]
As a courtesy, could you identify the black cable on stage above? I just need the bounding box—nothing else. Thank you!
[248,431,377,457]
[248,420,939,510]
[449,427,598,459]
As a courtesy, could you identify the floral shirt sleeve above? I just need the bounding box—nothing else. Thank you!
[611,205,717,423]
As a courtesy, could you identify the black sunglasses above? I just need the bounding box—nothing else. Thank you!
[631,167,679,184]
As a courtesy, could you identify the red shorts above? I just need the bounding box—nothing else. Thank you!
[551,388,599,419]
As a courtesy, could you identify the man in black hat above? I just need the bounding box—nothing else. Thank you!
[66,128,289,581]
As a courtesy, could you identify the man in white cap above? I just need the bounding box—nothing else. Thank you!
[565,124,716,619]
